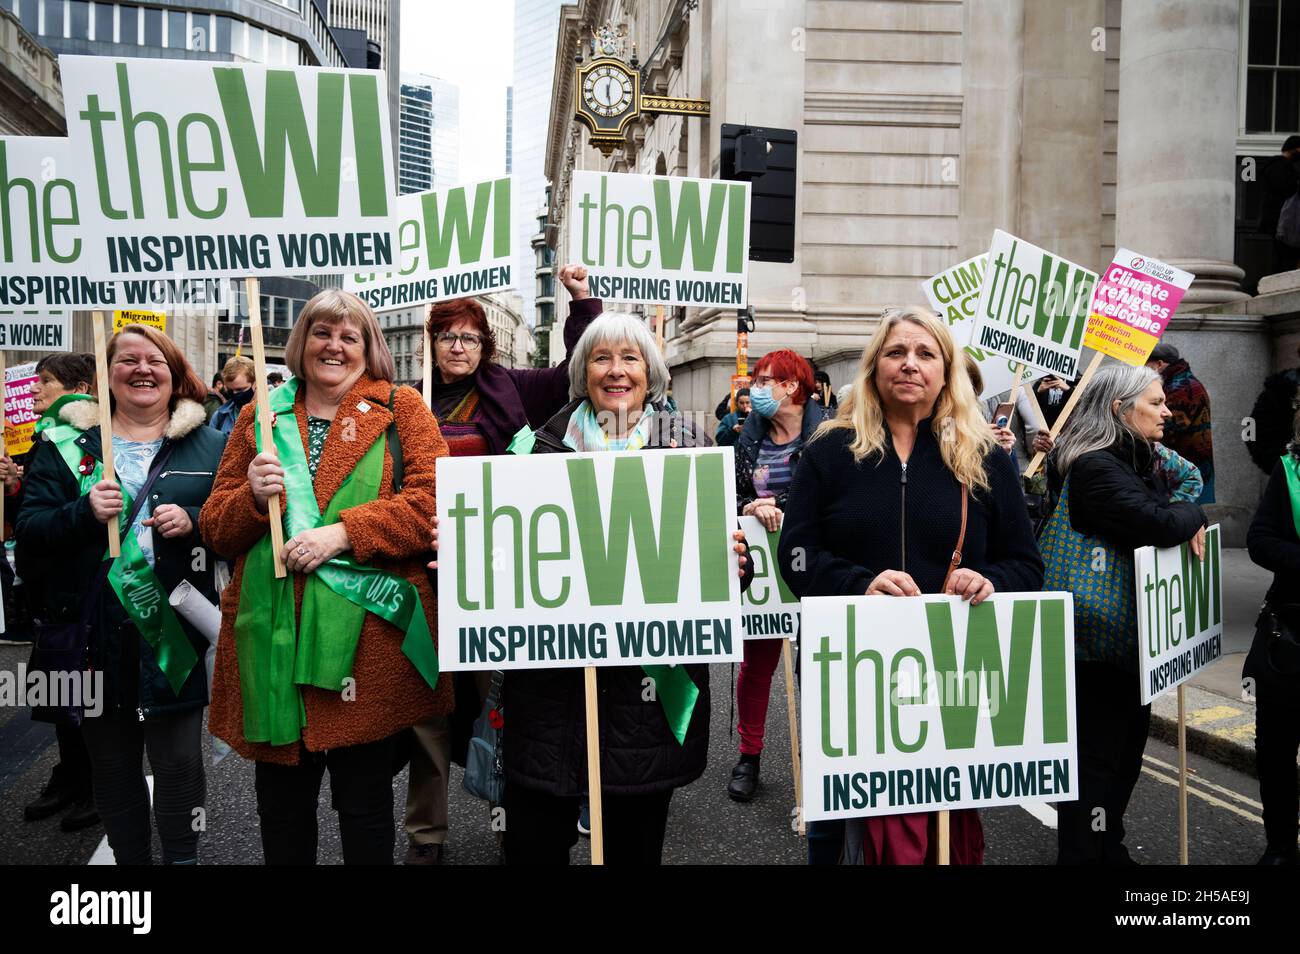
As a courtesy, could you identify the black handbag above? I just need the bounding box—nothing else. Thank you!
[29,443,175,725]
[1260,603,1300,677]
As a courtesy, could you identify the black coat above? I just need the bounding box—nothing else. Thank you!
[502,400,734,797]
[16,401,227,718]
[1247,456,1300,607]
[1244,455,1300,695]
[1049,435,1206,553]
[778,419,1043,598]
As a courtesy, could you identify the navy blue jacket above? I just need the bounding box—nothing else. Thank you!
[735,399,831,513]
[778,419,1043,598]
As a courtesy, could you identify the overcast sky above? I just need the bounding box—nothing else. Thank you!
[400,0,514,184]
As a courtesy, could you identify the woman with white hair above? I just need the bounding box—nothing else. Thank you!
[778,306,1043,864]
[1042,363,1206,865]
[499,311,752,864]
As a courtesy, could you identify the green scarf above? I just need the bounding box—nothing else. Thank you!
[1283,454,1300,540]
[43,399,198,695]
[234,379,439,747]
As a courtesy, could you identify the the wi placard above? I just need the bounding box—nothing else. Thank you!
[738,516,799,640]
[59,56,397,279]
[437,448,744,670]
[922,254,1035,399]
[1135,524,1223,704]
[0,313,72,353]
[0,137,230,310]
[801,593,1077,822]
[968,230,1098,380]
[347,177,515,311]
[569,171,750,308]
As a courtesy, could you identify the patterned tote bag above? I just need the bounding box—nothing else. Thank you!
[1039,475,1137,670]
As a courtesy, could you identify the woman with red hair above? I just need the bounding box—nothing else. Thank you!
[726,348,830,802]
[402,265,600,863]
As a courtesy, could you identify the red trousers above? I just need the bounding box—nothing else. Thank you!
[735,638,785,755]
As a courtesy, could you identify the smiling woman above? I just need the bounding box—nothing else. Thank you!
[200,288,452,866]
[15,324,228,864]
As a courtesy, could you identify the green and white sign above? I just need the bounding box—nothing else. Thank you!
[0,136,229,311]
[922,254,1034,400]
[347,176,515,310]
[569,170,750,307]
[801,593,1077,821]
[58,55,397,280]
[738,516,799,640]
[1136,524,1223,704]
[968,230,1098,380]
[437,448,744,670]
[0,312,71,351]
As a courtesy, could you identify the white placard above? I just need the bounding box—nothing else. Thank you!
[437,448,744,670]
[568,170,750,307]
[1135,524,1224,704]
[801,593,1077,822]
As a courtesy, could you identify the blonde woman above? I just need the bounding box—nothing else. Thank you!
[778,306,1043,865]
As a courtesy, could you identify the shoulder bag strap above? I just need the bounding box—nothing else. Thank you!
[941,483,969,591]
[78,440,178,627]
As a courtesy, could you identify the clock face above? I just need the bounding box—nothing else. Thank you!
[582,65,635,118]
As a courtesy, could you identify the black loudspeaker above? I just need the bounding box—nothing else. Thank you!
[719,124,797,264]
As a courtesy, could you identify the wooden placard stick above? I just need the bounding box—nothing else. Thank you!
[937,809,951,865]
[1004,362,1026,426]
[1178,685,1189,865]
[1022,352,1105,478]
[92,312,121,557]
[655,304,666,355]
[584,666,605,864]
[245,279,286,578]
[782,637,804,836]
[422,322,434,410]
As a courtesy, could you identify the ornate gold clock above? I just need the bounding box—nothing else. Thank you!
[573,23,710,156]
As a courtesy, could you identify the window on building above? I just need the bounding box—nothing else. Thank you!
[42,0,65,38]
[167,10,187,49]
[119,5,139,44]
[14,0,37,35]
[143,6,161,47]
[94,1,112,43]
[69,0,89,40]
[1246,0,1300,133]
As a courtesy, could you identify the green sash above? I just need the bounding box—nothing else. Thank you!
[44,407,199,695]
[234,379,439,747]
[1283,454,1300,540]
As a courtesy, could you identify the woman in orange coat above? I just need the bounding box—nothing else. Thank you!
[201,289,448,865]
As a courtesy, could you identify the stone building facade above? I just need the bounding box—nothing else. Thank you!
[542,0,1297,543]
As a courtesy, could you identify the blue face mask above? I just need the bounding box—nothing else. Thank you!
[749,384,784,418]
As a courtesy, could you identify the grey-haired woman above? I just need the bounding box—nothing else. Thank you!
[1044,364,1206,865]
[498,311,752,864]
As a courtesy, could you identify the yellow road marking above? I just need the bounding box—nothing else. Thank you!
[1140,765,1262,825]
[1142,754,1264,810]
[1183,705,1242,727]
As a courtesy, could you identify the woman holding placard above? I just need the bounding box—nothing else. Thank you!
[778,306,1043,865]
[400,267,600,864]
[1042,364,1206,865]
[497,311,752,864]
[726,348,828,802]
[202,290,447,866]
[17,326,225,864]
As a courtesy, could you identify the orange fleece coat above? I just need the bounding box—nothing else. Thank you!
[201,374,451,764]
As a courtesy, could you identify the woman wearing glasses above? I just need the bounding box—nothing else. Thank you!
[726,349,831,802]
[401,265,600,863]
